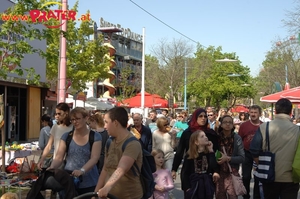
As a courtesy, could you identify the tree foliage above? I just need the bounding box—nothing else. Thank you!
[257,38,300,95]
[189,45,255,109]
[0,0,46,84]
[45,2,110,91]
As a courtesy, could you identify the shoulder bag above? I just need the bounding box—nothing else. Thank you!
[253,122,275,183]
[223,146,247,196]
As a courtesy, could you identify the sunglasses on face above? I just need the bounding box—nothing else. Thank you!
[198,115,208,118]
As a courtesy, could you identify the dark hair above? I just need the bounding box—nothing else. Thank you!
[56,103,71,126]
[218,115,235,134]
[239,112,246,121]
[106,107,128,128]
[41,114,53,127]
[249,105,262,114]
[275,98,292,115]
[162,109,168,114]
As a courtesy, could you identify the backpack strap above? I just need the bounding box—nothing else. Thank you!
[121,136,140,176]
[89,131,95,151]
[65,130,74,155]
[66,130,95,155]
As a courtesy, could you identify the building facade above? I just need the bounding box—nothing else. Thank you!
[96,17,143,99]
[1,0,47,141]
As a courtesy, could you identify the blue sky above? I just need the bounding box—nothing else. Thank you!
[69,0,296,76]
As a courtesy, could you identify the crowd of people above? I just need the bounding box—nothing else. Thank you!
[28,99,300,199]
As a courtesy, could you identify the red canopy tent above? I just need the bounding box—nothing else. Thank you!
[260,86,300,103]
[119,92,171,108]
[230,105,249,113]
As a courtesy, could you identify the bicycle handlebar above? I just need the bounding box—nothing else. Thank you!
[73,192,118,199]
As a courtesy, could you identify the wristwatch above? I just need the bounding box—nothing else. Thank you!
[80,168,85,175]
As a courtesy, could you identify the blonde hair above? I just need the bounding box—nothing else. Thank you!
[151,149,165,169]
[187,130,209,159]
[156,117,168,132]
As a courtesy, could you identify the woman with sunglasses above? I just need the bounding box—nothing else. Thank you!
[152,117,176,171]
[38,103,73,169]
[171,108,219,199]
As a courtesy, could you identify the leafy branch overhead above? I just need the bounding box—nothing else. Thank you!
[44,1,110,91]
[0,0,47,84]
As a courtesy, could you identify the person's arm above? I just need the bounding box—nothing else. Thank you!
[48,139,66,169]
[229,135,245,164]
[171,129,188,179]
[147,128,153,153]
[152,131,156,150]
[95,166,107,191]
[37,133,54,169]
[249,127,263,165]
[164,170,174,191]
[38,128,46,150]
[97,155,136,198]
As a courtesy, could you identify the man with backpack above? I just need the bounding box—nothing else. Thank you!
[95,107,155,199]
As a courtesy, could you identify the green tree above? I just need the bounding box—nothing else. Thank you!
[190,45,255,109]
[117,65,137,100]
[45,2,110,91]
[0,0,46,84]
[144,54,164,95]
[257,38,300,96]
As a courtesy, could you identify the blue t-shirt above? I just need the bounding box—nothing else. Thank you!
[61,131,102,188]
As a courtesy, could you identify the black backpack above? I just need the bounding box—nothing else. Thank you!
[106,136,156,199]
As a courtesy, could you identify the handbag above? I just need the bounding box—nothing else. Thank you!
[253,122,275,183]
[223,146,247,196]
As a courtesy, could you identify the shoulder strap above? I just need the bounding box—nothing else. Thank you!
[265,122,270,151]
[106,137,113,152]
[122,136,137,151]
[89,130,95,151]
[66,130,95,154]
[65,130,74,154]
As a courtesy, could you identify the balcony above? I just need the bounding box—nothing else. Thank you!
[111,40,142,61]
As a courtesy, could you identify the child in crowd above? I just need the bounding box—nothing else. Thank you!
[151,149,174,199]
[183,130,220,199]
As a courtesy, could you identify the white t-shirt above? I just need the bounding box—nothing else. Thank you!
[50,123,73,158]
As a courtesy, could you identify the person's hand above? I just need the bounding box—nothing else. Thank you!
[72,169,83,177]
[171,171,177,181]
[37,160,44,170]
[217,152,229,165]
[98,185,112,198]
[155,184,164,192]
[207,141,213,152]
[212,172,220,183]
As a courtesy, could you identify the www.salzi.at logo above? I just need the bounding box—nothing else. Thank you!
[1,2,90,28]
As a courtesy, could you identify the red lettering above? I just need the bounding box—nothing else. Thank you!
[61,10,67,20]
[68,10,76,20]
[47,10,57,20]
[54,10,62,20]
[38,11,48,22]
[29,10,40,22]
